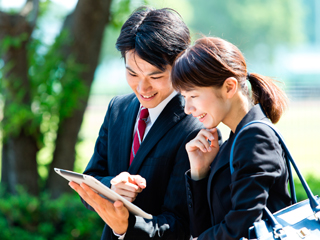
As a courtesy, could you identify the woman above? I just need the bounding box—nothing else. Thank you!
[171,37,292,240]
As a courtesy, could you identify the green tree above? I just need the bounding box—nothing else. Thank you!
[0,0,41,196]
[0,0,141,198]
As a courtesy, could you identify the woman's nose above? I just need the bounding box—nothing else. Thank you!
[184,100,195,115]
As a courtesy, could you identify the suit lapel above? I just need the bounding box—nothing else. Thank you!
[128,95,185,174]
[118,97,140,172]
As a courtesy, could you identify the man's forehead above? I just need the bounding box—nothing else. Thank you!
[125,50,169,74]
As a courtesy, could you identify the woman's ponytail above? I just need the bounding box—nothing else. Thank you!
[247,73,288,123]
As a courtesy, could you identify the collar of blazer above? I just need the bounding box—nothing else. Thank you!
[207,104,269,188]
[122,94,186,175]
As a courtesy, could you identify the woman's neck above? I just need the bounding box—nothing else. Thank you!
[223,93,251,133]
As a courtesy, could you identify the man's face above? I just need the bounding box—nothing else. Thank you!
[125,50,174,109]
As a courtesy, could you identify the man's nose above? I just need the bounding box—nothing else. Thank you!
[138,78,151,92]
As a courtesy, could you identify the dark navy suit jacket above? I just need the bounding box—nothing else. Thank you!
[186,104,292,240]
[82,93,205,240]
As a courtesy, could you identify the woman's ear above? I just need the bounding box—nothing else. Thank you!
[222,77,238,99]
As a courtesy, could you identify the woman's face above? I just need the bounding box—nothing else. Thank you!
[181,86,229,129]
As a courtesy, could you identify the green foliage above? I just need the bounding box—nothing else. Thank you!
[29,29,87,120]
[101,0,149,59]
[0,33,29,52]
[188,0,305,59]
[294,174,320,202]
[0,32,40,141]
[109,0,149,29]
[109,0,132,29]
[0,185,104,240]
[0,26,87,147]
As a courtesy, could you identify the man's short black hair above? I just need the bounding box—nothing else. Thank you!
[116,7,190,71]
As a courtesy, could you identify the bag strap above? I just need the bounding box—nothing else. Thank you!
[229,120,320,214]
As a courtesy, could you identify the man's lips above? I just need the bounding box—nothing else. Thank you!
[140,93,157,99]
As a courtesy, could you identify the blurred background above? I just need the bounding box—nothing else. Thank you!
[0,0,319,239]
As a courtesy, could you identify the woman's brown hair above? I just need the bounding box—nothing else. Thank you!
[171,37,288,123]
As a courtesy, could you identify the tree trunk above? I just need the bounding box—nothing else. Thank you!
[47,0,112,198]
[0,3,39,195]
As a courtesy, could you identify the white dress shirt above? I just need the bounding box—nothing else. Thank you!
[133,90,178,139]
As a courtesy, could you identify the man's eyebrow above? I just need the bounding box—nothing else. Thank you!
[125,65,164,76]
[126,66,136,74]
[147,70,164,76]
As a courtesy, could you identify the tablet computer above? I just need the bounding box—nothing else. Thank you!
[54,168,152,219]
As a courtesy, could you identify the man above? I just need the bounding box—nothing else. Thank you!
[69,7,221,239]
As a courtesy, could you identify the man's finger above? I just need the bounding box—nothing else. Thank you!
[130,175,146,189]
[114,201,129,217]
[111,181,140,193]
[114,200,124,208]
[114,188,138,199]
[123,196,136,202]
[111,172,130,185]
[69,181,96,207]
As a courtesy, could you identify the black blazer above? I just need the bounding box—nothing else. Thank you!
[82,93,204,240]
[186,104,292,240]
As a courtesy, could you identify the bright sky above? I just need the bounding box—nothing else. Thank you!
[0,0,77,11]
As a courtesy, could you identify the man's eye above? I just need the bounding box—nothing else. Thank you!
[128,72,137,77]
[151,76,163,80]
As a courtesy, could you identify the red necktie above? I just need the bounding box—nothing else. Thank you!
[130,107,149,165]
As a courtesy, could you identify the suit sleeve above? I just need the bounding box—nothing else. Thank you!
[124,129,201,240]
[184,127,222,238]
[81,97,116,211]
[197,125,286,240]
[185,172,211,238]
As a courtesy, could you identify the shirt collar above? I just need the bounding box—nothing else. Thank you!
[141,90,178,126]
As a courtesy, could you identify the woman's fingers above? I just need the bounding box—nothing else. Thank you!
[186,128,216,153]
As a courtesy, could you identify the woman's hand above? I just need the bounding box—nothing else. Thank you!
[186,128,220,180]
